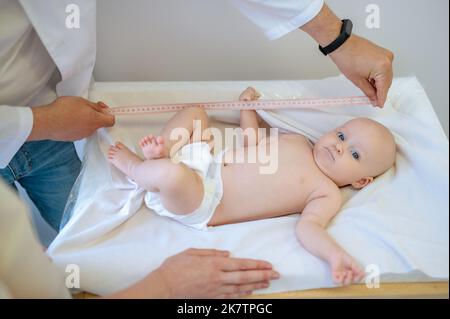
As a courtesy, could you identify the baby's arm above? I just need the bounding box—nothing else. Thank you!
[239,87,266,147]
[296,193,364,285]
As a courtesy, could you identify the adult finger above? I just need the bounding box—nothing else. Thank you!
[374,72,393,108]
[82,100,115,127]
[220,269,279,285]
[220,282,269,295]
[356,78,378,106]
[186,248,230,257]
[87,100,103,113]
[218,291,252,299]
[219,257,273,271]
[98,101,110,109]
[96,112,116,127]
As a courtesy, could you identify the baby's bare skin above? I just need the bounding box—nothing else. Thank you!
[109,87,396,286]
[211,134,338,226]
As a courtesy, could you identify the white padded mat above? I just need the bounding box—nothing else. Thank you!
[47,76,449,296]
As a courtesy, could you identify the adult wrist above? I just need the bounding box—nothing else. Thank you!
[27,105,51,141]
[300,4,343,47]
[319,19,353,56]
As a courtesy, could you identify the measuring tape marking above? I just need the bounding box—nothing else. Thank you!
[107,96,371,115]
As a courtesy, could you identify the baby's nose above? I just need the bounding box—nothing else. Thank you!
[335,143,343,155]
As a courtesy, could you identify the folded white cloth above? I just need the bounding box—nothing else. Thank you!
[47,76,449,296]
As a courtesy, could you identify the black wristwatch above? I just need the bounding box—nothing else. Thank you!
[319,19,353,56]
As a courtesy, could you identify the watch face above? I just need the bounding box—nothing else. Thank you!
[343,19,353,36]
[320,19,353,55]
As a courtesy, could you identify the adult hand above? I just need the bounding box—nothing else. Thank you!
[329,34,394,108]
[301,4,394,108]
[28,96,115,141]
[109,248,279,298]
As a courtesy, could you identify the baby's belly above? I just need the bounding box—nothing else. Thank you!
[210,160,311,226]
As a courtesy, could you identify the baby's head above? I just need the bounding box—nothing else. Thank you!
[313,118,396,189]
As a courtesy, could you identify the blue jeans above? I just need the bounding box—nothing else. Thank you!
[0,140,81,231]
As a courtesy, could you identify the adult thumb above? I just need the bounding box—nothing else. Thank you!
[97,112,115,127]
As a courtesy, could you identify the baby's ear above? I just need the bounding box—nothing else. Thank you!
[351,176,374,189]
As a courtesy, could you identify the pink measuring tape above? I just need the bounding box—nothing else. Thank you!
[107,96,371,115]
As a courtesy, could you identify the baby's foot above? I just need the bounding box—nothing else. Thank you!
[139,134,167,160]
[108,142,142,177]
[239,87,261,101]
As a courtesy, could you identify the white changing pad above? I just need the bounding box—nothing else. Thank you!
[47,76,449,296]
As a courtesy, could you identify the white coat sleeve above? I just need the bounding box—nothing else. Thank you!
[0,106,33,169]
[228,0,324,40]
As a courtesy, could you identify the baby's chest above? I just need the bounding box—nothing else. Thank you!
[276,140,324,184]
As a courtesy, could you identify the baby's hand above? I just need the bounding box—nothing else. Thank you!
[239,87,261,102]
[329,250,365,286]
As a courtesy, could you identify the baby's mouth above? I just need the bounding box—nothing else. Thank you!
[324,146,335,162]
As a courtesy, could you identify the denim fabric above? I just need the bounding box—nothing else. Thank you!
[0,140,81,231]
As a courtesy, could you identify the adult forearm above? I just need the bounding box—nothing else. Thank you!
[300,4,343,48]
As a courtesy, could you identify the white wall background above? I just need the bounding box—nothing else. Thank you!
[94,0,449,136]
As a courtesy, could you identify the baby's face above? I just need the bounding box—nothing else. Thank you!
[313,118,396,188]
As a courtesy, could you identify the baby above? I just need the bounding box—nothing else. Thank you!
[108,87,396,285]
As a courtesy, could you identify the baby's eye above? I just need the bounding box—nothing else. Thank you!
[337,132,345,141]
[352,151,360,160]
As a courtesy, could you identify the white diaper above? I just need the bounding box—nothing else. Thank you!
[144,142,226,231]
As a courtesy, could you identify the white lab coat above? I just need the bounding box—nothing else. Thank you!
[0,0,322,169]
[0,0,96,168]
[228,0,324,40]
[0,0,324,297]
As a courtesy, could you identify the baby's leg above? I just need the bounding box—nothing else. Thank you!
[140,106,211,160]
[109,142,203,214]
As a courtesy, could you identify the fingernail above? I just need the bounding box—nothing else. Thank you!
[272,271,280,279]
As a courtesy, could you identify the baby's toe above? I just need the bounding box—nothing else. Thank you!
[115,141,125,149]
